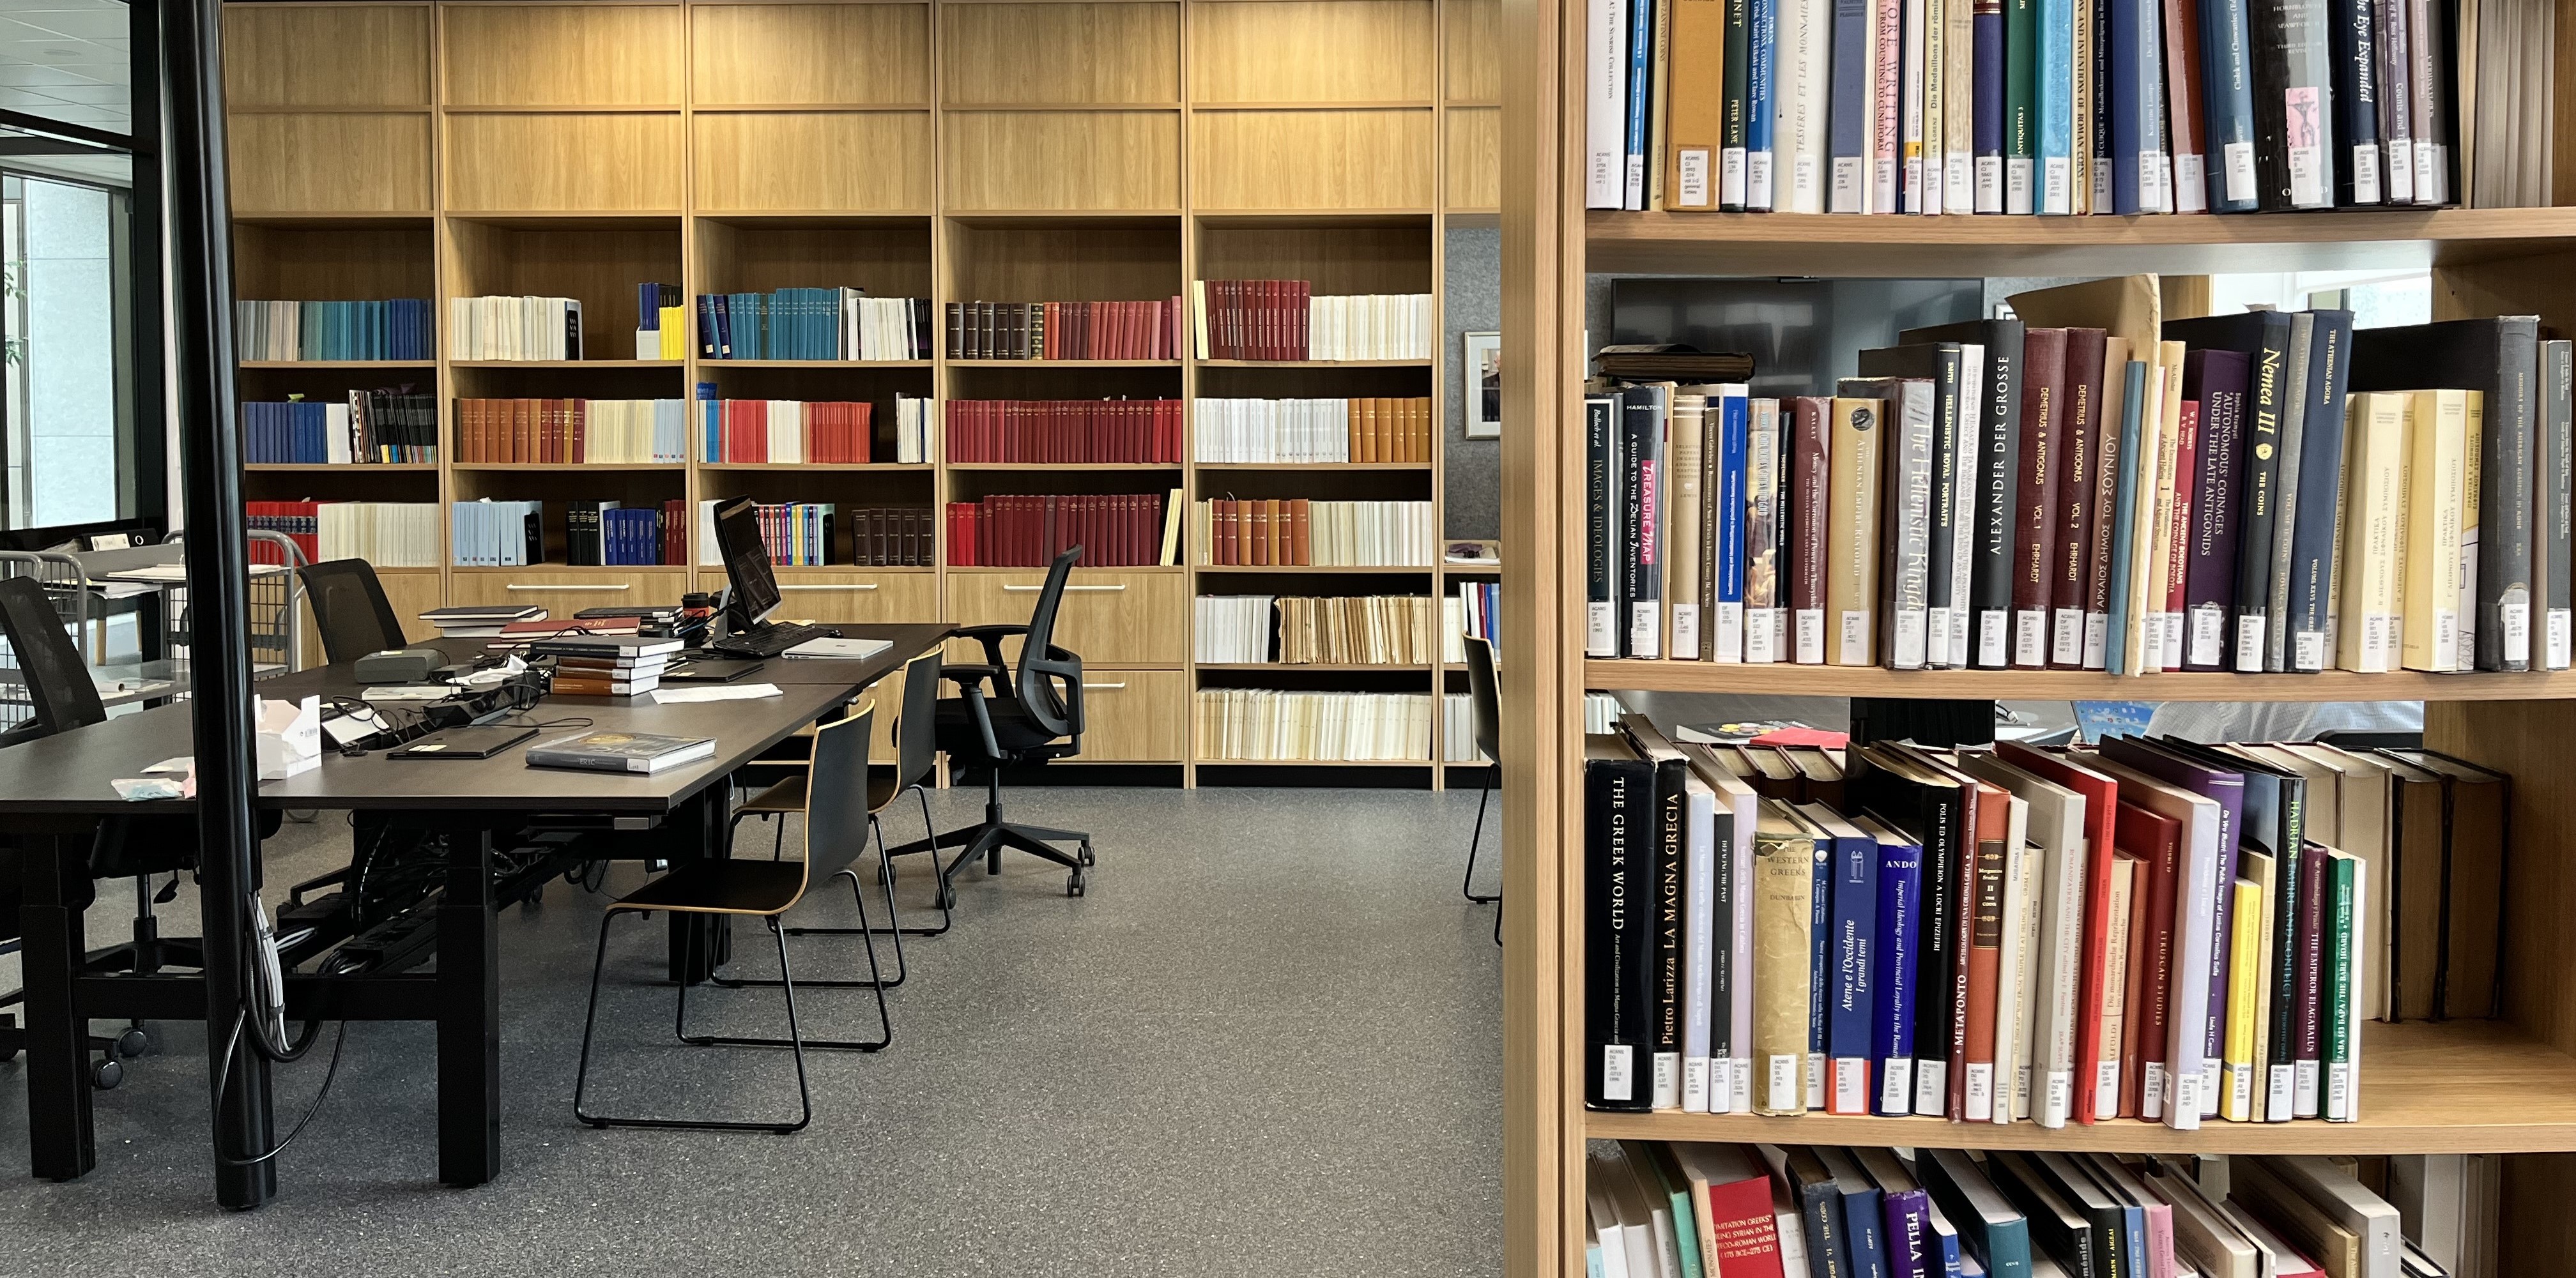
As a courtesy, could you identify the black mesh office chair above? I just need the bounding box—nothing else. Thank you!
[888,545,1093,904]
[1461,634,1501,945]
[297,558,408,664]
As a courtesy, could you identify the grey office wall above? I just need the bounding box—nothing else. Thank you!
[1445,225,1499,540]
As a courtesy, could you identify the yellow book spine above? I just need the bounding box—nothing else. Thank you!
[2338,393,2407,672]
[1751,821,1814,1116]
[1825,396,1884,665]
[2403,390,2470,671]
[2223,878,2264,1122]
[2458,390,2484,669]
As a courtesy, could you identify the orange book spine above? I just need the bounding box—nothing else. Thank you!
[1959,792,2008,1122]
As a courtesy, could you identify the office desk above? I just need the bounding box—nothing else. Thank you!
[1,621,949,1205]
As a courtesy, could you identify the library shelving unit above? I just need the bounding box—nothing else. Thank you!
[1496,4,2576,1274]
[219,0,1500,780]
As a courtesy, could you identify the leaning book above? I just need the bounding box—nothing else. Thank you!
[526,731,717,775]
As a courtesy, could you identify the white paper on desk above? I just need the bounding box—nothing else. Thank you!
[362,684,455,703]
[651,682,784,704]
[142,756,193,774]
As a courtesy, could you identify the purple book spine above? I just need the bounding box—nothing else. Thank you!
[2180,349,2251,669]
[1884,1187,1936,1278]
[2099,735,2242,1086]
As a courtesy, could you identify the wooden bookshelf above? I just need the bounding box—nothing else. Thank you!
[1498,0,2576,1270]
[223,0,1495,779]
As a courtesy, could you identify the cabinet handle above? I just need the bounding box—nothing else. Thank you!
[1082,681,1127,690]
[779,583,878,591]
[506,583,630,592]
[1004,583,1126,593]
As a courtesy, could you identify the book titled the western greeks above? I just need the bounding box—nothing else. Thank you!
[526,730,717,774]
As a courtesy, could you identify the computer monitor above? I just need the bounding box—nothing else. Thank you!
[710,496,781,627]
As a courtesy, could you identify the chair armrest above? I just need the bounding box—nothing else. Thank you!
[939,662,1006,692]
[950,623,1027,667]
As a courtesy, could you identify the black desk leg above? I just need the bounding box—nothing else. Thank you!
[666,789,730,985]
[21,833,95,1182]
[437,825,500,1188]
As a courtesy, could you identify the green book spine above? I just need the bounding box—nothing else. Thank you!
[2324,852,2358,1121]
[2005,0,2038,211]
[1721,0,1752,211]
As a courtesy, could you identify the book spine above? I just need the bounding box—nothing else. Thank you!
[1974,0,2007,211]
[1749,0,1779,206]
[2033,0,2070,214]
[1832,0,1876,211]
[1780,0,1832,211]
[1745,399,1784,662]
[1944,0,1978,208]
[1961,823,2005,1121]
[2246,0,2334,209]
[1586,756,1657,1109]
[2050,333,2105,668]
[2089,0,2116,209]
[1588,395,1621,657]
[2012,328,2068,668]
[1910,787,1963,1117]
[2546,340,2574,670]
[1791,397,1834,663]
[1623,386,1669,657]
[1669,0,1726,206]
[2097,362,2143,672]
[2165,0,2210,209]
[1828,397,1886,665]
[1974,323,2024,667]
[1626,0,1657,208]
[1714,388,1751,660]
[2323,852,2358,1120]
[1925,349,1964,666]
[2198,0,2262,209]
[2112,0,2169,211]
[2004,0,2038,211]
[2327,0,2382,202]
[2336,393,2404,672]
[1880,382,1935,668]
[2478,320,2540,671]
[1722,0,1753,207]
[1753,825,1816,1114]
[1587,0,1628,206]
[2266,317,2316,672]
[1650,758,1689,1108]
[2292,837,2329,1117]
[2373,0,2414,202]
[1830,830,1880,1114]
[1874,839,1923,1115]
[1807,828,1832,1110]
[2288,312,2355,669]
[1874,0,1905,210]
[2234,321,2294,670]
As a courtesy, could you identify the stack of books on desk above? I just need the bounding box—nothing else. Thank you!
[530,634,685,697]
[419,604,545,638]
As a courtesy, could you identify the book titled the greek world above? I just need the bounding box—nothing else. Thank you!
[527,730,717,774]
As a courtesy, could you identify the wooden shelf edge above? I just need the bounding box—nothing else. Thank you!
[1581,658,2576,701]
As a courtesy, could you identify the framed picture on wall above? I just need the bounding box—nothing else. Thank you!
[1464,331,1501,438]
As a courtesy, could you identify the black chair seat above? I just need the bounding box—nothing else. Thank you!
[610,859,804,917]
[934,694,1070,756]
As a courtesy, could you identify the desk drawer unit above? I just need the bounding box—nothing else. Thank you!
[450,570,691,616]
[770,570,937,626]
[1066,668,1183,761]
[945,569,1185,667]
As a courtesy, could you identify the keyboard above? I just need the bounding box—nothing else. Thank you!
[705,621,840,660]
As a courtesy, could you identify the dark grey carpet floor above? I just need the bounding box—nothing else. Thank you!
[0,785,1505,1276]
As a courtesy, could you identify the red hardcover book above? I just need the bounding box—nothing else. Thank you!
[1293,280,1312,359]
[1674,1145,1785,1278]
[2113,798,2182,1119]
[2012,326,2071,668]
[2162,401,2202,663]
[2161,0,2208,215]
[2115,850,2150,1114]
[1786,396,1832,663]
[1999,740,2124,1123]
[2050,328,2107,668]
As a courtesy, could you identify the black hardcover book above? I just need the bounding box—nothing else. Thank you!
[2179,736,2307,1114]
[2285,309,2354,669]
[1787,1146,1855,1278]
[2164,310,2295,670]
[1620,384,1670,658]
[1644,744,1689,1108]
[2349,316,2542,670]
[2263,313,2316,673]
[1583,736,1656,1111]
[1858,343,1968,667]
[1586,391,1622,658]
[2030,1152,2131,1278]
[2544,339,2573,669]
[2326,0,2382,203]
[1848,742,1966,1116]
[1900,318,2027,668]
[2246,0,2335,209]
[1987,1150,2101,1278]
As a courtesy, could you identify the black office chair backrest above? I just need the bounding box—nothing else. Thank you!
[1464,634,1500,765]
[0,575,105,742]
[803,703,877,889]
[1014,545,1084,741]
[298,558,408,665]
[895,649,941,789]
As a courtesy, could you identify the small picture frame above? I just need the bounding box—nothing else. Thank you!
[1464,331,1501,439]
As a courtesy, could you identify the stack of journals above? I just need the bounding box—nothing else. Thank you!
[944,399,1183,464]
[1195,396,1436,463]
[1195,595,1276,663]
[448,296,583,361]
[1585,0,2497,213]
[234,300,433,361]
[634,283,684,360]
[451,499,546,567]
[245,501,438,567]
[417,604,544,638]
[564,500,684,567]
[1590,284,2572,675]
[1585,713,2508,1128]
[452,398,687,464]
[1195,499,1436,567]
[1441,694,1488,761]
[695,288,931,360]
[1194,688,1434,761]
[1189,283,1434,361]
[1586,1142,2473,1278]
[1453,579,1501,655]
[846,507,935,567]
[945,300,1181,360]
[696,399,877,464]
[242,391,438,464]
[945,492,1181,567]
[530,637,688,698]
[1275,595,1445,664]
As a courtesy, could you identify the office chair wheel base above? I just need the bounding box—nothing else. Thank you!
[91,1057,123,1090]
[1066,870,1087,898]
[1078,842,1094,867]
[114,1026,153,1058]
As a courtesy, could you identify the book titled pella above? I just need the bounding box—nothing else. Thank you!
[526,731,717,774]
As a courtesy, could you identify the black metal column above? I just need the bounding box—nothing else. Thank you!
[125,0,165,535]
[437,825,501,1187]
[19,833,95,1181]
[158,0,275,1210]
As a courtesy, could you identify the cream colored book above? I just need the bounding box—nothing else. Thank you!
[1751,799,1818,1115]
[1669,392,1709,658]
[2221,871,2266,1122]
[1941,0,1975,209]
[2337,392,2408,672]
[2281,742,2393,1020]
[2099,853,2136,1118]
[2403,390,2472,671]
[2142,345,2186,671]
[1989,794,2032,1125]
[2458,390,2484,669]
[1826,395,1884,665]
[2009,823,2043,1121]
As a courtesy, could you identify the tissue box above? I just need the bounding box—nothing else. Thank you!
[256,696,322,781]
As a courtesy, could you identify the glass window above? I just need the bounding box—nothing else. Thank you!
[1,169,128,529]
[2207,268,2434,328]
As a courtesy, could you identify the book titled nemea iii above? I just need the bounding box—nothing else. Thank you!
[526,730,716,775]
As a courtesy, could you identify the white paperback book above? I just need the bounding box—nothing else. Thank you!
[1773,0,1832,214]
[1988,795,2031,1124]
[1584,0,1627,208]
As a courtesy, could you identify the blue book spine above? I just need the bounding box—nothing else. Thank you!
[1808,830,1832,1109]
[1746,0,1778,207]
[2287,310,2354,666]
[2036,0,2073,212]
[1885,1188,1935,1278]
[1842,1185,1889,1278]
[1625,0,1653,209]
[1936,1222,1965,1278]
[2103,361,2147,672]
[1829,0,1873,211]
[1871,834,1922,1114]
[2121,1204,2146,1278]
[703,399,721,463]
[1828,828,1876,1113]
[1713,389,1749,654]
[1804,1182,1856,1278]
[2108,0,2163,212]
[2197,0,2258,209]
[698,295,718,358]
[1974,3,2005,211]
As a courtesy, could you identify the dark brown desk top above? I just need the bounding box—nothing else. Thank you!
[0,622,950,818]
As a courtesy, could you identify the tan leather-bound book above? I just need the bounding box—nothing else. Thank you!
[1751,798,1816,1116]
[1218,499,1238,567]
[1825,395,1886,665]
[1414,397,1432,461]
[1266,499,1287,566]
[1291,498,1312,566]
[1362,398,1382,462]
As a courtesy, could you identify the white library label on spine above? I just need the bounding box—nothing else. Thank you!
[2365,612,2397,670]
[1708,1057,1735,1113]
[2165,1064,2200,1130]
[2041,1070,2072,1129]
[2202,1060,2223,1117]
[1793,155,1821,208]
[2294,1059,2320,1118]
[2081,612,2109,668]
[2007,157,2034,214]
[1714,602,1746,662]
[2327,1061,2354,1120]
[1588,604,1618,657]
[1880,1058,1915,1114]
[1947,154,1973,210]
[1683,1058,1712,1113]
[2163,613,2186,668]
[1832,158,1867,213]
[1602,1044,1633,1101]
[2042,157,2070,214]
[1722,149,1749,207]
[2549,609,2571,669]
[2015,609,2047,666]
[1747,609,1782,662]
[2139,153,2168,212]
[1915,1060,1948,1116]
[1673,605,1703,660]
[2413,146,2439,202]
[1796,609,1826,663]
[1679,149,1713,207]
[1904,159,1924,212]
[1807,1054,1826,1109]
[1894,610,1928,667]
[1839,611,1872,665]
[2227,1061,2254,1119]
[2191,605,2225,665]
[2141,614,2165,669]
[2387,139,2414,202]
[2266,1063,2294,1122]
[1767,1054,1802,1113]
[2175,153,2208,211]
[2434,608,2460,669]
[2095,1060,2120,1118]
[2235,615,2266,671]
[1977,156,2004,212]
[1980,609,2009,666]
[1965,1062,1994,1121]
[1732,1058,1753,1112]
[2352,144,2381,204]
[1750,153,1775,210]
[2503,600,2531,665]
[1926,605,1953,666]
[2295,628,2328,671]
[2142,1060,2166,1120]
[1630,605,1662,658]
[1834,1059,1869,1113]
[2225,141,2258,203]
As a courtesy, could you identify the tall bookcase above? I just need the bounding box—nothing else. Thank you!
[1497,2,2576,1274]
[220,0,1499,783]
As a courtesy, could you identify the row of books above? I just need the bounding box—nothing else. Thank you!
[1188,284,1434,361]
[234,300,434,362]
[945,300,1183,361]
[1459,578,1501,650]
[245,500,439,568]
[1442,692,1488,762]
[1194,688,1434,761]
[698,398,887,465]
[452,397,689,465]
[1192,594,1453,665]
[1588,286,2572,675]
[1194,396,1437,464]
[564,501,686,567]
[1585,0,2478,214]
[448,296,583,361]
[695,289,932,361]
[942,399,1184,464]
[452,499,548,567]
[943,492,1181,568]
[738,501,834,567]
[241,391,437,465]
[839,506,935,567]
[1590,1141,2487,1278]
[1195,498,1437,567]
[1586,718,2506,1129]
[634,283,687,360]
